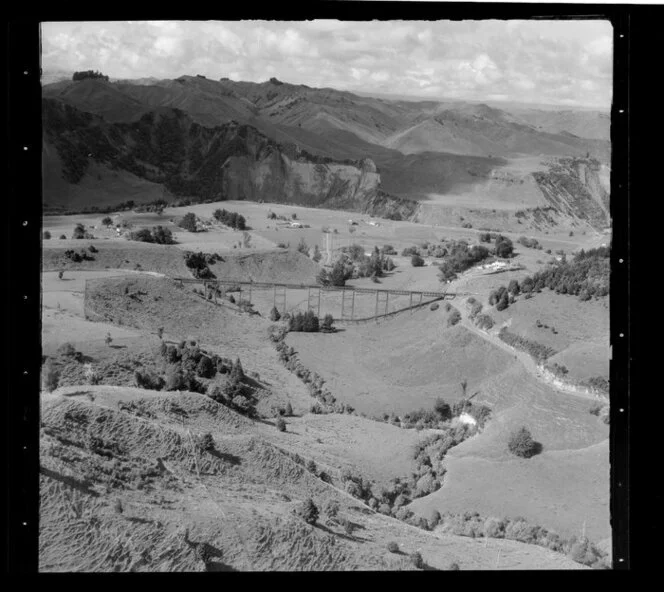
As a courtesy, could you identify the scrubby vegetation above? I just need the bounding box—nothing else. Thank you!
[213,208,247,230]
[434,511,609,568]
[498,327,556,362]
[518,236,543,250]
[272,329,353,415]
[63,248,95,263]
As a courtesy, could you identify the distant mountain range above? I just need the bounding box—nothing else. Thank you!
[41,74,611,229]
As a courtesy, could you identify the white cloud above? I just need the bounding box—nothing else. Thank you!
[41,20,613,108]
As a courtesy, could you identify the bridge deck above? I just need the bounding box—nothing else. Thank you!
[172,277,457,299]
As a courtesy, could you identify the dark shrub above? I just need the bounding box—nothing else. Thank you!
[387,541,399,553]
[59,234,67,240]
[323,499,340,522]
[164,366,187,391]
[288,310,320,332]
[430,302,439,311]
[447,309,461,327]
[179,212,198,232]
[411,254,425,267]
[269,306,281,321]
[43,231,51,239]
[196,355,215,379]
[507,427,541,458]
[197,432,214,452]
[410,551,424,569]
[276,418,286,432]
[434,398,452,421]
[134,368,165,391]
[298,498,319,525]
[72,223,86,239]
[321,314,335,332]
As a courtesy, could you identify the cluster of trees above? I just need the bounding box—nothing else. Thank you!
[127,226,175,244]
[287,310,334,333]
[213,208,247,230]
[72,223,94,239]
[183,251,220,279]
[317,259,352,287]
[437,242,491,282]
[134,339,257,416]
[519,246,610,300]
[63,247,95,263]
[72,70,109,81]
[489,280,520,311]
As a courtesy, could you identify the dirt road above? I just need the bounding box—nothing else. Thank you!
[453,295,602,402]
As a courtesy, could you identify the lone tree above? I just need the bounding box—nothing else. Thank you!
[284,401,293,416]
[101,216,113,227]
[105,332,113,347]
[276,417,286,432]
[411,254,425,267]
[269,306,281,322]
[507,426,540,458]
[298,498,319,525]
[179,212,198,232]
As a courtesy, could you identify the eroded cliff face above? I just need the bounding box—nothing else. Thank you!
[42,99,400,215]
[533,158,610,229]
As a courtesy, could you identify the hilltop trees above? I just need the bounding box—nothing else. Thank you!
[72,70,109,81]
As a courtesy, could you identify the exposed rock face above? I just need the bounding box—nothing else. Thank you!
[532,158,610,229]
[42,99,401,215]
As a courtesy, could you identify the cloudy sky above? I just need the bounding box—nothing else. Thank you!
[41,20,613,108]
